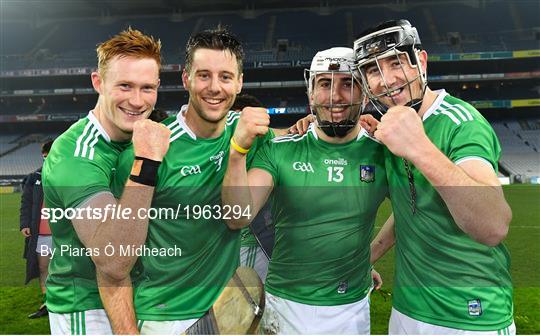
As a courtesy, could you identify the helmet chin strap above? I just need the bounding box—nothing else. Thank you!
[406,98,423,113]
[311,101,362,138]
[401,79,427,113]
[368,72,426,116]
[317,119,357,138]
[366,94,423,119]
[369,97,423,116]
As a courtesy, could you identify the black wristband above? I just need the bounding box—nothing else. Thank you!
[129,156,161,186]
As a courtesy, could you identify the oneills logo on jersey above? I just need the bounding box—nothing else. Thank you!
[180,165,202,177]
[468,299,482,316]
[293,162,314,173]
[210,151,224,172]
[360,165,375,183]
[324,158,348,166]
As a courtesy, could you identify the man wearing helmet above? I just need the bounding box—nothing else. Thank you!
[304,48,363,139]
[354,20,514,334]
[221,47,388,334]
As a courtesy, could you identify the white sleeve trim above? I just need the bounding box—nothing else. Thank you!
[454,156,495,171]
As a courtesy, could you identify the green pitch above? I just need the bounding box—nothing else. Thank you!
[0,185,538,334]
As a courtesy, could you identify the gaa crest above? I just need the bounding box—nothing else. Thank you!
[337,281,348,294]
[360,165,375,183]
[468,299,482,316]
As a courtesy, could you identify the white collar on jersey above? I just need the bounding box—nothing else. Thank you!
[309,123,318,139]
[87,110,112,142]
[174,105,197,140]
[358,127,381,143]
[421,89,448,121]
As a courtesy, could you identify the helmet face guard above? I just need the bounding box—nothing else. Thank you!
[354,21,427,116]
[304,47,363,138]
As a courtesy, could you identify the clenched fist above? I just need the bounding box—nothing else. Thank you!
[132,119,171,161]
[374,106,431,161]
[234,107,270,150]
[21,228,31,237]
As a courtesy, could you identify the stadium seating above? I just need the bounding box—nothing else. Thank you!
[0,133,58,178]
[0,135,21,155]
[0,143,43,176]
[2,2,538,70]
[1,2,538,182]
[492,120,540,178]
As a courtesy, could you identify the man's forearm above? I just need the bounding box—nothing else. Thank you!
[97,272,138,334]
[222,149,254,229]
[370,214,395,264]
[91,180,154,280]
[411,145,511,246]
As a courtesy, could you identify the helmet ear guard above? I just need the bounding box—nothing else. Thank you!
[305,47,363,138]
[353,19,427,115]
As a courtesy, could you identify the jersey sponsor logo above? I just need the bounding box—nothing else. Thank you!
[468,299,482,316]
[180,165,202,176]
[323,158,348,166]
[210,151,224,172]
[360,165,375,183]
[292,161,314,173]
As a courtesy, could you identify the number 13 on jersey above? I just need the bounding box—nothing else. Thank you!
[327,166,344,183]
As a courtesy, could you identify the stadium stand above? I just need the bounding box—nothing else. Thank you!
[0,143,43,177]
[2,2,539,70]
[1,0,538,183]
[0,133,58,178]
[492,119,540,179]
[0,135,21,155]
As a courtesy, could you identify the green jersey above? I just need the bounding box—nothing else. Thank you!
[131,108,272,321]
[251,126,388,306]
[42,111,132,313]
[240,223,259,247]
[388,91,513,330]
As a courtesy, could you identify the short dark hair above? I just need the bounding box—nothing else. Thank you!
[41,140,54,154]
[232,94,264,111]
[184,27,244,76]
